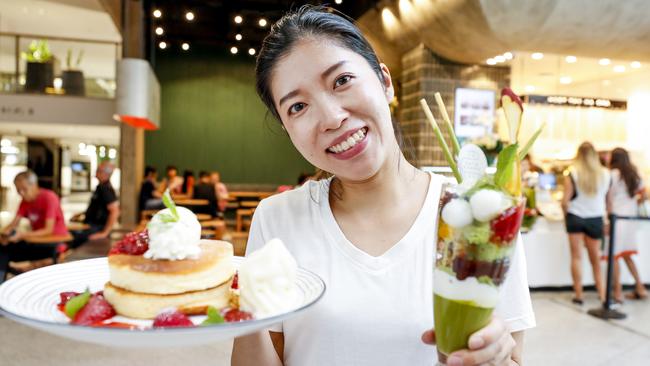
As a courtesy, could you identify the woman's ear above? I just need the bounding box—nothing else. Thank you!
[380,63,394,103]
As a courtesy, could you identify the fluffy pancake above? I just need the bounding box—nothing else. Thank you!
[108,240,234,295]
[103,280,231,319]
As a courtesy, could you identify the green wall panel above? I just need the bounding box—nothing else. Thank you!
[145,49,313,185]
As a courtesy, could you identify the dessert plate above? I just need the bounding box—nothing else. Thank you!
[0,257,325,348]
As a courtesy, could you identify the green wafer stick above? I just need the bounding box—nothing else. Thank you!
[420,98,462,183]
[434,92,461,156]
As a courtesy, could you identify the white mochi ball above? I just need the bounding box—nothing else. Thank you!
[469,189,510,222]
[441,199,473,228]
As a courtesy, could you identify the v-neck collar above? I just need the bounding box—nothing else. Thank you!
[317,173,443,273]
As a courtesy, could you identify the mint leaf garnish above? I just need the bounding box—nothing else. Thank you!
[200,306,225,326]
[494,144,518,191]
[65,289,91,318]
[162,189,179,221]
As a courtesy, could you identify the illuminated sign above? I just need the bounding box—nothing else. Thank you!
[524,95,626,110]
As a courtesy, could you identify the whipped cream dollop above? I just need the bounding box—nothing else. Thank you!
[144,207,202,260]
[238,238,299,318]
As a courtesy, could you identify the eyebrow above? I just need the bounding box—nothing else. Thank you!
[277,60,349,108]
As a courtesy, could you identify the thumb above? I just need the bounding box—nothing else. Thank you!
[421,329,436,345]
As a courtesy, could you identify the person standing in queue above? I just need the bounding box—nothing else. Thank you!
[606,147,648,301]
[562,142,609,305]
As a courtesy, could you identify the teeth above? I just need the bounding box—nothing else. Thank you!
[328,128,367,154]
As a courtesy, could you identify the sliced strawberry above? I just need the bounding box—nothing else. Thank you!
[223,309,253,322]
[490,204,524,245]
[109,229,149,255]
[72,293,116,325]
[152,309,194,328]
[231,273,239,290]
[58,291,80,307]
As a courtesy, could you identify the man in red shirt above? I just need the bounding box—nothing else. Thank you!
[0,170,69,283]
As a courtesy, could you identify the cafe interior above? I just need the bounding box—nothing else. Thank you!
[1,0,649,365]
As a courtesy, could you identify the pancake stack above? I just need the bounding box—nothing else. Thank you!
[103,240,235,319]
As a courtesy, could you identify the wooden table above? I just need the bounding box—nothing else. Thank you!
[175,199,209,207]
[24,234,74,244]
[229,191,274,200]
[66,223,90,232]
[239,201,259,208]
[195,213,212,221]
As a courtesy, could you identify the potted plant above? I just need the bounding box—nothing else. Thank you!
[62,49,85,96]
[22,40,54,93]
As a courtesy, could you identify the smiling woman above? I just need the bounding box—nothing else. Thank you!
[232,5,535,366]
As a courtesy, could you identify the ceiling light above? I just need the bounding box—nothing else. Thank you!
[531,52,543,60]
[486,58,496,65]
[559,76,572,84]
[335,0,343,4]
[153,9,162,18]
[185,11,194,21]
[158,41,167,50]
[230,47,238,54]
[503,52,513,60]
[525,85,536,93]
[235,34,242,41]
[155,27,164,36]
[248,48,256,56]
[181,43,190,51]
[631,61,641,68]
[258,18,267,27]
[234,15,243,24]
[614,65,626,73]
[599,58,611,66]
[494,55,506,63]
[565,55,577,63]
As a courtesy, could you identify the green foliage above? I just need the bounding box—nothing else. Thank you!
[21,40,53,63]
[65,49,84,70]
[201,306,225,326]
[494,144,519,190]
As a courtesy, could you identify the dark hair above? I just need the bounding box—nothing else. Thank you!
[255,5,384,121]
[297,172,312,185]
[610,147,641,197]
[144,166,157,177]
[166,165,177,172]
[199,171,210,179]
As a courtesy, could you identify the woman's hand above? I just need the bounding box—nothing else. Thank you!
[422,317,518,366]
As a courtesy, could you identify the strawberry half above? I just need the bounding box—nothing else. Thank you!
[223,309,253,322]
[152,309,194,328]
[72,293,116,325]
[490,204,524,245]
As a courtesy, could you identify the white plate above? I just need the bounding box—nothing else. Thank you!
[0,257,325,348]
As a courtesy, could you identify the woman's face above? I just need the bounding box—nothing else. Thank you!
[270,38,397,182]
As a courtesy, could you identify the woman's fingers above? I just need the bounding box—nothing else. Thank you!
[446,318,515,366]
[468,317,506,350]
[421,329,436,345]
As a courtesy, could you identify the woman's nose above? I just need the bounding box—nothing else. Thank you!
[317,98,348,131]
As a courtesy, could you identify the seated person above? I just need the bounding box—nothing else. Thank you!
[193,171,218,216]
[210,171,229,215]
[182,170,195,197]
[71,162,120,248]
[0,170,69,283]
[139,166,163,211]
[158,165,184,195]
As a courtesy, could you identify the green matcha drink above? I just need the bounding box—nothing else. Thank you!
[434,294,494,357]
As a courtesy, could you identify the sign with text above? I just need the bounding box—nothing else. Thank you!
[524,95,627,110]
[454,88,496,138]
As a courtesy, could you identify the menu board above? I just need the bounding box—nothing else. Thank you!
[454,88,495,138]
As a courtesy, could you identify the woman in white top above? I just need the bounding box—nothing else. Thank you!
[232,6,535,366]
[606,147,648,301]
[562,142,609,304]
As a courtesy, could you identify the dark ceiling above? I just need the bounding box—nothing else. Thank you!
[146,0,379,56]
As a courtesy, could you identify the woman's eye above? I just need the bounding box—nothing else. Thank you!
[289,102,306,115]
[334,75,352,88]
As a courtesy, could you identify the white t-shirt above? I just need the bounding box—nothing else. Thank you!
[246,173,536,366]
